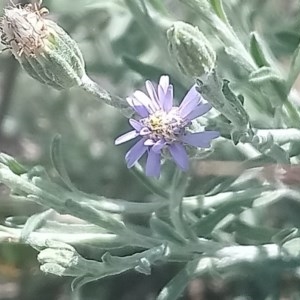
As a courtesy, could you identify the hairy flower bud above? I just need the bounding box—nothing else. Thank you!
[167,21,216,78]
[37,242,85,277]
[0,3,85,89]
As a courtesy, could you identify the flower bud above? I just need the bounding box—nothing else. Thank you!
[0,3,85,89]
[167,21,216,78]
[37,242,84,276]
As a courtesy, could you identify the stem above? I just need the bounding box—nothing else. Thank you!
[130,164,170,199]
[169,170,197,241]
[80,74,133,117]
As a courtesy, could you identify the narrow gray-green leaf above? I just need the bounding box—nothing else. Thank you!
[250,32,273,67]
[249,67,284,84]
[150,214,187,246]
[157,260,199,300]
[50,134,78,192]
[209,0,228,24]
[287,41,300,93]
[72,276,96,291]
[0,153,27,175]
[21,209,55,242]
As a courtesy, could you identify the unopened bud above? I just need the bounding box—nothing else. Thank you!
[37,242,83,276]
[0,3,85,89]
[167,21,216,78]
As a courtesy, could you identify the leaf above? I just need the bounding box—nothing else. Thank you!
[268,144,290,164]
[150,213,187,246]
[230,220,278,244]
[122,55,187,99]
[64,199,126,233]
[283,237,300,257]
[5,216,28,227]
[248,67,287,106]
[272,228,299,245]
[124,0,166,50]
[71,244,167,291]
[193,195,255,237]
[0,153,27,175]
[250,80,287,107]
[205,176,238,196]
[50,134,78,192]
[148,0,167,14]
[224,47,255,74]
[250,32,273,67]
[122,55,165,79]
[289,141,300,157]
[253,190,286,207]
[21,209,55,242]
[287,40,300,93]
[209,0,228,24]
[134,257,151,275]
[157,260,199,300]
[249,67,284,84]
[72,275,96,291]
[222,79,249,127]
[275,31,300,52]
[101,252,114,264]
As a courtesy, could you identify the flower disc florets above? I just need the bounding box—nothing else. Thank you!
[141,108,185,143]
[115,75,220,177]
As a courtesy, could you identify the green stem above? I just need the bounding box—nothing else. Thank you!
[80,74,132,117]
[131,164,170,199]
[169,170,197,241]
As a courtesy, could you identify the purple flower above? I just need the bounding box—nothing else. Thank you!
[115,75,219,177]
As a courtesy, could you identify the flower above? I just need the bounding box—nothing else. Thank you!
[115,75,219,177]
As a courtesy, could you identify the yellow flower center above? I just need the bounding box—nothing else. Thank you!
[142,109,184,142]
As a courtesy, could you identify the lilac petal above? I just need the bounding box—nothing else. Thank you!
[145,81,160,109]
[185,103,212,121]
[144,139,155,146]
[145,148,161,177]
[152,139,166,153]
[158,76,172,109]
[115,130,139,145]
[179,85,201,118]
[129,119,143,131]
[159,75,170,93]
[168,143,189,171]
[125,138,147,168]
[181,131,220,148]
[140,127,151,136]
[127,97,149,117]
[162,84,173,112]
[133,91,156,113]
